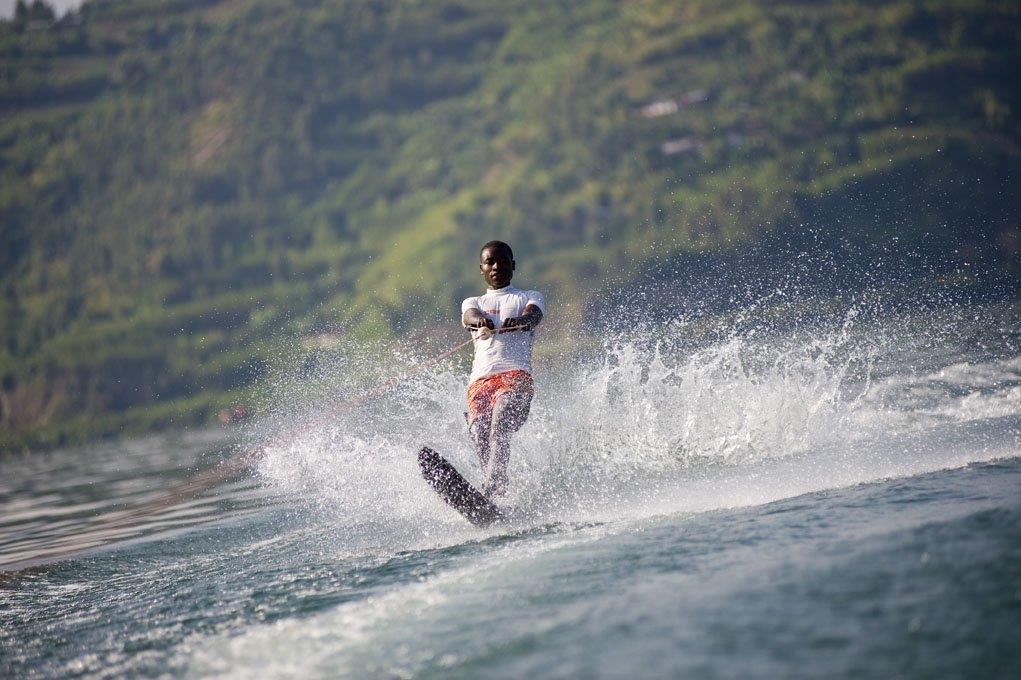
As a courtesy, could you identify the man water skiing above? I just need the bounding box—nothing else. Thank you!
[460,240,544,499]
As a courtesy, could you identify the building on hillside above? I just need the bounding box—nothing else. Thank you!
[661,137,705,155]
[641,99,680,118]
[641,89,712,118]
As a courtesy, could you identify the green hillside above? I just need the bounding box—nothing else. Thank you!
[1,0,1019,451]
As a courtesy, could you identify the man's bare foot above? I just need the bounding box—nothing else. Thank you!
[481,479,507,501]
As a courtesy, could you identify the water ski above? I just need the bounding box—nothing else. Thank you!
[418,447,504,527]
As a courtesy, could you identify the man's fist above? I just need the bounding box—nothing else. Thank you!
[501,317,530,331]
[468,316,495,339]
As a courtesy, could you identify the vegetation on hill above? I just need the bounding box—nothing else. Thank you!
[1,0,1019,451]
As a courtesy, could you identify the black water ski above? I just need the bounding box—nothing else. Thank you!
[418,447,504,527]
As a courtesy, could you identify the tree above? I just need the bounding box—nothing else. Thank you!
[15,0,56,25]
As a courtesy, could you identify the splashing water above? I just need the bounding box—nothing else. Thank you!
[252,297,1020,543]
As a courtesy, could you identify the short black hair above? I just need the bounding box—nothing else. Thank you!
[480,240,513,260]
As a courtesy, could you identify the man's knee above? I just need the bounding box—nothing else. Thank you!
[494,392,531,433]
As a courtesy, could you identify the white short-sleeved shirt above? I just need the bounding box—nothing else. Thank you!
[461,285,545,384]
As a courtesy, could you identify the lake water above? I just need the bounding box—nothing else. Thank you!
[2,299,1019,678]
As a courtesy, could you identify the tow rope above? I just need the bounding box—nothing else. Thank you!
[110,327,531,516]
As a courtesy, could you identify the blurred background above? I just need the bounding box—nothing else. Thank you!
[1,0,1018,452]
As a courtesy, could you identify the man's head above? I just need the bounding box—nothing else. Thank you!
[479,240,515,289]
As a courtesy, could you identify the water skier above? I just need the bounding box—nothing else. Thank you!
[460,241,545,499]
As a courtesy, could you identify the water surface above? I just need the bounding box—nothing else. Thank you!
[2,300,1019,678]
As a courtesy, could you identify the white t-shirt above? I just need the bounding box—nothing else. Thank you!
[461,285,545,384]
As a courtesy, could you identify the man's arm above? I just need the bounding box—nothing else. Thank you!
[501,303,543,331]
[463,307,494,330]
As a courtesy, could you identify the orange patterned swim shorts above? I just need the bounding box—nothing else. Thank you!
[466,370,533,425]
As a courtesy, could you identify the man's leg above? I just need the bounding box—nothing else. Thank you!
[482,388,532,498]
[468,412,492,470]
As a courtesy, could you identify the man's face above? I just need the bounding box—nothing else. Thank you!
[480,246,514,289]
